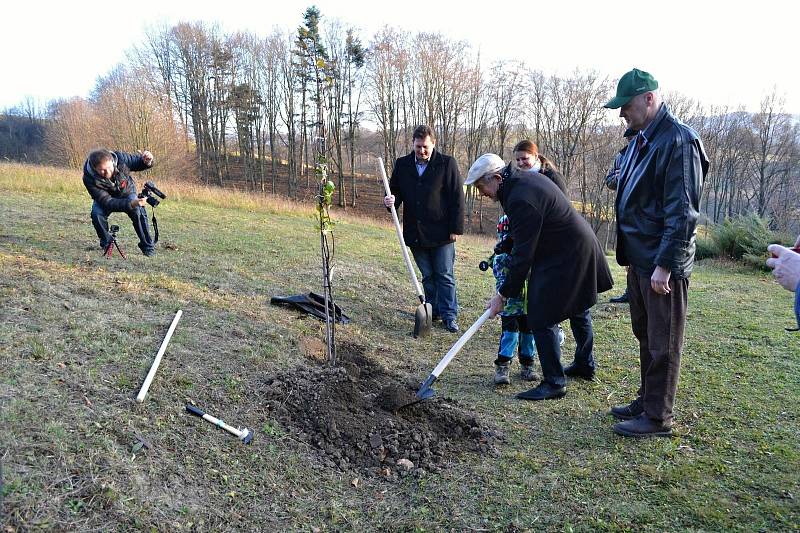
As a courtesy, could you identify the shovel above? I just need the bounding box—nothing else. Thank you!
[377,157,433,338]
[403,308,493,408]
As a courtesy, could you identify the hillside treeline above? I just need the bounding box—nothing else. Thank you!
[1,6,798,234]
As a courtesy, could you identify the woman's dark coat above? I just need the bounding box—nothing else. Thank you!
[498,169,613,329]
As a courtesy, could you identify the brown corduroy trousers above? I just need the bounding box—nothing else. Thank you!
[627,269,689,424]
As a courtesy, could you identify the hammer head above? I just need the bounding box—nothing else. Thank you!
[240,428,253,445]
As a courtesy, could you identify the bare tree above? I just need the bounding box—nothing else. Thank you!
[343,29,366,207]
[324,22,366,207]
[92,64,192,179]
[256,29,289,194]
[747,90,795,217]
[489,60,524,159]
[366,27,406,172]
[463,54,493,229]
[531,70,609,203]
[278,31,300,198]
[45,98,97,167]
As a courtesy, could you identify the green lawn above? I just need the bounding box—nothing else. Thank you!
[1,161,798,531]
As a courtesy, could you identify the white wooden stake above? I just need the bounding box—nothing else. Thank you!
[136,310,183,403]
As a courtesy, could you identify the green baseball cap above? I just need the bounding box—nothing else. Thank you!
[604,68,659,109]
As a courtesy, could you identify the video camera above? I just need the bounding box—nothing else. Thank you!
[138,181,166,207]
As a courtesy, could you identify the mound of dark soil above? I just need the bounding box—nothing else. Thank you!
[260,346,503,479]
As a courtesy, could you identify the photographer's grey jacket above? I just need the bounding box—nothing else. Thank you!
[615,104,709,279]
[82,151,151,212]
[389,149,465,248]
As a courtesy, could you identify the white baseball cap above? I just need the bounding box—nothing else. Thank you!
[465,153,505,186]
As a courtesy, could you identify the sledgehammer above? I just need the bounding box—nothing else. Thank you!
[185,404,253,444]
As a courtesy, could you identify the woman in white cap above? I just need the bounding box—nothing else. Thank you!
[512,140,599,382]
[466,154,613,400]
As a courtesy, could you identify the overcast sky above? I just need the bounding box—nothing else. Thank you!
[4,0,798,115]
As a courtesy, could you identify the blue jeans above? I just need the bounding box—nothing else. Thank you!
[496,315,536,364]
[411,243,457,321]
[91,194,154,254]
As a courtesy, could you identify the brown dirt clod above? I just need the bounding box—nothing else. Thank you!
[260,345,502,478]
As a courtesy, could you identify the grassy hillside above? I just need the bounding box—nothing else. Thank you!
[1,161,798,531]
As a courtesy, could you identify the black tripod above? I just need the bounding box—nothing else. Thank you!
[104,225,127,260]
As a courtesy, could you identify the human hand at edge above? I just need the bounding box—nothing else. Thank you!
[650,266,671,295]
[767,244,800,292]
[139,150,154,166]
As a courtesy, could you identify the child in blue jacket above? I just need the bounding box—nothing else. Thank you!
[491,214,564,384]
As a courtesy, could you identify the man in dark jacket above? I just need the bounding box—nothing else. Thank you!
[604,69,708,437]
[82,148,156,256]
[467,153,613,400]
[383,125,465,332]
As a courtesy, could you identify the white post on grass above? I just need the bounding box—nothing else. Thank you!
[136,310,183,403]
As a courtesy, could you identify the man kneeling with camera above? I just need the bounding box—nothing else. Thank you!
[82,148,162,257]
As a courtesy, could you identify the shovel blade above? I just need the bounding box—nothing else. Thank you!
[415,374,437,400]
[413,302,433,338]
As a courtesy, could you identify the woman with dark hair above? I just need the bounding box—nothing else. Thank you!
[513,140,567,195]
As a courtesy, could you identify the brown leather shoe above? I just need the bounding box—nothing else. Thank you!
[612,413,672,438]
[609,398,643,420]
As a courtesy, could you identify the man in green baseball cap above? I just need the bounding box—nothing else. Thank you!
[604,68,659,109]
[604,68,662,135]
[602,67,710,439]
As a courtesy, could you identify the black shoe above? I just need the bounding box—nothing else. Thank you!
[564,363,595,380]
[142,249,156,257]
[516,382,566,401]
[609,398,643,420]
[432,313,442,322]
[610,292,629,303]
[612,413,672,438]
[443,319,459,333]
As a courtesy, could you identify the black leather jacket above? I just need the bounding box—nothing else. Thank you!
[615,104,709,279]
